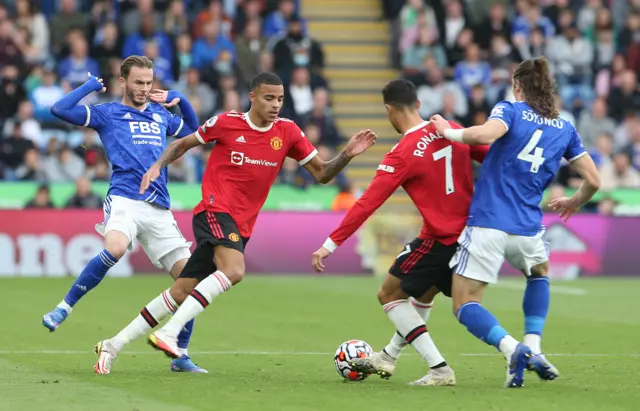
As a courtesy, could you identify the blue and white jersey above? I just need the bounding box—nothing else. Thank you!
[83,102,186,209]
[468,101,586,236]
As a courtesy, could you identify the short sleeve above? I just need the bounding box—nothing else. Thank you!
[488,101,515,132]
[286,123,318,165]
[564,125,587,162]
[195,114,224,144]
[167,112,185,138]
[85,103,111,129]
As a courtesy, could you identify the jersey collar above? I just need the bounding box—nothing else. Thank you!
[244,112,274,132]
[404,121,430,136]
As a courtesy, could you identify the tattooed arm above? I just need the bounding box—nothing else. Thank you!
[139,133,201,193]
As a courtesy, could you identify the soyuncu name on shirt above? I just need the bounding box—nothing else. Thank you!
[521,110,564,129]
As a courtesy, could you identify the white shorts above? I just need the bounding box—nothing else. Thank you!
[95,195,192,270]
[449,226,549,284]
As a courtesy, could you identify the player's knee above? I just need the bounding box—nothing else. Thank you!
[221,260,245,285]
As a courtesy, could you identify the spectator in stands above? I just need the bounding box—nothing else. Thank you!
[25,184,54,209]
[49,0,87,57]
[474,2,511,52]
[144,40,174,84]
[607,70,640,123]
[3,101,42,147]
[590,132,614,168]
[301,88,342,149]
[0,122,34,180]
[123,14,173,64]
[578,97,617,149]
[331,182,357,212]
[191,20,235,69]
[415,63,467,120]
[272,16,324,78]
[402,25,447,72]
[174,33,194,79]
[284,66,315,121]
[168,156,197,183]
[0,17,24,68]
[600,151,640,190]
[464,85,491,126]
[235,18,268,88]
[263,0,298,40]
[548,22,594,111]
[14,0,50,63]
[43,144,85,183]
[164,0,190,37]
[0,65,26,126]
[90,22,123,78]
[453,43,492,98]
[121,0,164,37]
[516,27,547,61]
[65,177,103,208]
[58,36,100,89]
[175,67,216,121]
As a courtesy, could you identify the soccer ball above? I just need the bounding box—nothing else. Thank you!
[334,339,373,381]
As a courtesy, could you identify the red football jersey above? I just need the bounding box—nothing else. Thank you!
[328,120,489,247]
[194,111,317,237]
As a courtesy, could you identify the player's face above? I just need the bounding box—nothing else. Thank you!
[121,66,153,108]
[385,104,402,134]
[249,84,284,123]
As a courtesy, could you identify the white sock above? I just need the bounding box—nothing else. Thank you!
[57,300,73,314]
[499,335,520,360]
[383,298,434,359]
[111,289,177,351]
[383,299,446,368]
[162,271,231,337]
[523,333,542,355]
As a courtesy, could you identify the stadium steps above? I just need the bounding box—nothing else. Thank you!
[303,0,409,205]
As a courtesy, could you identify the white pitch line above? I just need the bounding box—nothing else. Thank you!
[494,282,587,295]
[0,350,637,357]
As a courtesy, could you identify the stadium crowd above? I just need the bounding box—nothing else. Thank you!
[381,0,640,213]
[1,0,639,213]
[0,0,344,205]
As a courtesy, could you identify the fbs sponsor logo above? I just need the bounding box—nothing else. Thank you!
[230,151,278,167]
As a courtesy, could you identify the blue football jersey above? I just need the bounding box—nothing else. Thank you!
[83,102,186,209]
[467,101,586,235]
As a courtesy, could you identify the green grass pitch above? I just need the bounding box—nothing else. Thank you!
[0,276,639,411]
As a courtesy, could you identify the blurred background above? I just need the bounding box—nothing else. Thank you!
[0,0,639,278]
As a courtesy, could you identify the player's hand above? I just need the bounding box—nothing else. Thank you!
[149,89,180,108]
[312,247,332,273]
[140,165,161,194]
[429,114,450,135]
[549,196,580,222]
[87,72,106,93]
[344,129,377,158]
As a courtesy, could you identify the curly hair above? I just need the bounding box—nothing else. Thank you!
[513,57,559,119]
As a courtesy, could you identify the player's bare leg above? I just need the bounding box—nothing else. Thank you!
[350,276,454,385]
[452,274,532,388]
[149,246,243,358]
[523,261,559,380]
[44,230,128,331]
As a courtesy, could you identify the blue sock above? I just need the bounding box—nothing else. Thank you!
[63,250,118,307]
[523,276,550,336]
[456,302,508,349]
[177,319,195,354]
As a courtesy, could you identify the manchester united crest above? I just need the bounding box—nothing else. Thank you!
[270,136,283,151]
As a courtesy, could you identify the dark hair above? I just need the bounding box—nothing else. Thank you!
[513,57,558,119]
[382,79,418,109]
[120,55,154,79]
[250,72,283,90]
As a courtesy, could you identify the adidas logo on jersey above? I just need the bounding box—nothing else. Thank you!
[122,113,133,120]
[236,136,246,143]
